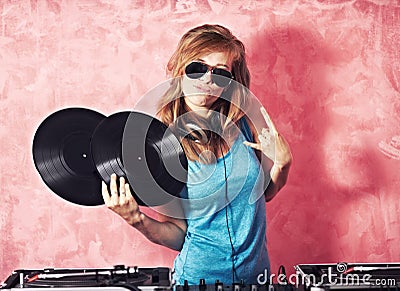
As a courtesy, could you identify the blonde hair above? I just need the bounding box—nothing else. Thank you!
[157,24,251,161]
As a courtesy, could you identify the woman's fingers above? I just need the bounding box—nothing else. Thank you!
[101,175,142,225]
[125,183,134,201]
[260,107,277,135]
[101,174,134,207]
[274,133,293,166]
[243,140,262,150]
[119,176,126,205]
[109,173,119,205]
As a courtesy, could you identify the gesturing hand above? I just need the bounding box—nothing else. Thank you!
[243,107,292,168]
[102,174,143,226]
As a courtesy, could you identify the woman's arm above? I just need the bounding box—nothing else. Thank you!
[263,136,292,202]
[130,211,187,251]
[244,107,293,202]
[102,174,187,251]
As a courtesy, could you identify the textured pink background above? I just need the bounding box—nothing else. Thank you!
[1,0,400,282]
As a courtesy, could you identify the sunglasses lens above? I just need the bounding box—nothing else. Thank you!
[212,68,233,87]
[185,62,233,87]
[185,62,208,79]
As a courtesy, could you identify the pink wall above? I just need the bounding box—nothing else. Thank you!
[1,0,399,281]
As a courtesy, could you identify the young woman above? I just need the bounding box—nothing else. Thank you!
[102,24,292,285]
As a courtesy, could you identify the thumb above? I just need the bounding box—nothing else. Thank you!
[243,141,261,151]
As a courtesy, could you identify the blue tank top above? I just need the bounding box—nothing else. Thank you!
[173,119,270,285]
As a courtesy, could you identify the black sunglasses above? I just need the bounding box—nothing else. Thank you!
[184,61,234,88]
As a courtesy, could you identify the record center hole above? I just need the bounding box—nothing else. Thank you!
[138,156,142,161]
[82,153,87,158]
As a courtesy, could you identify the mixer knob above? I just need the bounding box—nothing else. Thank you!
[183,280,189,291]
[215,279,223,291]
[132,266,139,278]
[232,282,241,291]
[199,278,206,291]
[113,265,125,270]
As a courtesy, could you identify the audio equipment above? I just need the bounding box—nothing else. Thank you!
[5,263,398,291]
[175,280,295,291]
[0,266,295,291]
[0,265,171,291]
[171,110,223,144]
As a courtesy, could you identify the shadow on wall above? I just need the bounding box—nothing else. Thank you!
[247,25,392,274]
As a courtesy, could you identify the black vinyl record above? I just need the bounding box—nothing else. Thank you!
[32,108,106,206]
[90,111,142,202]
[122,111,188,206]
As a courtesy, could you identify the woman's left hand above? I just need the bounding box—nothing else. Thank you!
[243,107,292,168]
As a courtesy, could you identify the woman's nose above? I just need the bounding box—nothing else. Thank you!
[198,70,212,83]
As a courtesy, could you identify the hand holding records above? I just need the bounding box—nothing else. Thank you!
[101,174,144,226]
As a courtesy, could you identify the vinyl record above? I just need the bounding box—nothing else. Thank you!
[32,108,106,206]
[90,111,144,202]
[122,111,188,206]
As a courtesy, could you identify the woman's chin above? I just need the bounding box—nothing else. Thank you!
[185,94,219,109]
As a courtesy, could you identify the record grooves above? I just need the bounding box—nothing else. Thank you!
[90,111,130,185]
[122,111,188,206]
[32,108,187,207]
[90,111,149,206]
[33,108,106,206]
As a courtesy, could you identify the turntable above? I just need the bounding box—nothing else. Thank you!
[0,265,171,291]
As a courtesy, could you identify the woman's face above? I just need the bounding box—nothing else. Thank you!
[182,52,232,113]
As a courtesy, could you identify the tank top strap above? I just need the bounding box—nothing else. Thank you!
[238,117,254,143]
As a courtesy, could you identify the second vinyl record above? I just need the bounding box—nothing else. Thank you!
[32,107,106,206]
[122,111,188,207]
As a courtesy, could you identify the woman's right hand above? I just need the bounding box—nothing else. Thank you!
[102,173,144,226]
[102,174,187,251]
